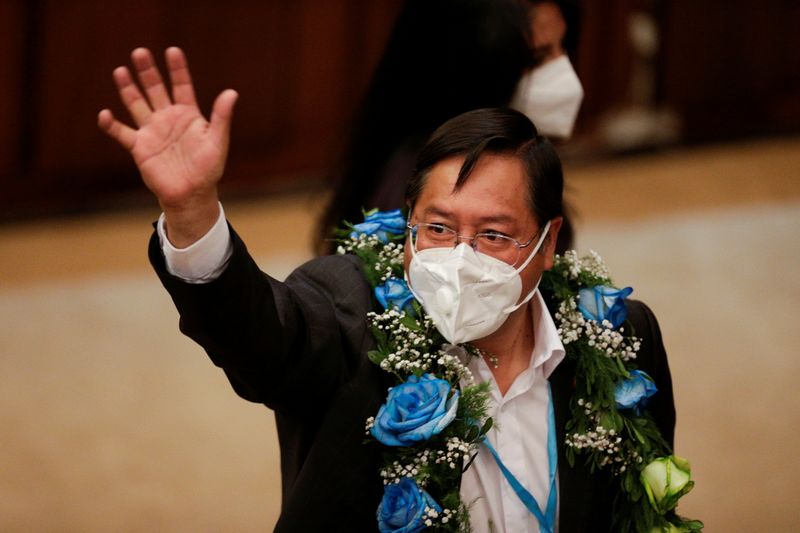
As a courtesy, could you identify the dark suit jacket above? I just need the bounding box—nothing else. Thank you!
[150,226,675,532]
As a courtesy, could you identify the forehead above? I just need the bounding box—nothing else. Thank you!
[414,154,535,225]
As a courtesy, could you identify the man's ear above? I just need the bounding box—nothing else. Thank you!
[543,216,563,270]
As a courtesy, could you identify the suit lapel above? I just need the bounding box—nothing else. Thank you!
[549,357,582,524]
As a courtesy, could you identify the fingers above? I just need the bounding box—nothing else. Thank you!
[209,89,239,147]
[97,109,137,151]
[165,47,198,107]
[130,47,172,111]
[113,66,152,126]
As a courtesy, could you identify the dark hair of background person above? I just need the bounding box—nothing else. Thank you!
[406,107,563,230]
[315,0,581,255]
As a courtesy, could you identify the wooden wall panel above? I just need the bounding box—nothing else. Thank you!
[1,0,400,219]
[574,0,636,132]
[658,0,800,141]
[20,0,173,212]
[155,2,305,180]
[0,1,24,189]
[2,1,798,220]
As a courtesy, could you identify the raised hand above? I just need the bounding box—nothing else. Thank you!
[98,47,238,246]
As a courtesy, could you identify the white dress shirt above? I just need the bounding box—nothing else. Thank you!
[157,204,232,282]
[157,207,566,532]
[457,292,565,533]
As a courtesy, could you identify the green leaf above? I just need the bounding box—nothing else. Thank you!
[480,417,493,437]
[623,471,633,493]
[367,350,386,366]
[400,314,422,331]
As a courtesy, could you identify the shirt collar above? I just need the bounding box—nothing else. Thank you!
[531,290,566,379]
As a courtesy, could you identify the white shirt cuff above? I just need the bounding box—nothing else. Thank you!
[157,202,233,283]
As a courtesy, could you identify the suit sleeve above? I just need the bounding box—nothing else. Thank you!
[625,299,676,448]
[148,224,374,415]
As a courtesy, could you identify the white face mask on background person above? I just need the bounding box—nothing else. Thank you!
[406,221,551,345]
[510,54,584,140]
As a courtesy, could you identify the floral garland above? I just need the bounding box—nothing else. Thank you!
[337,209,703,533]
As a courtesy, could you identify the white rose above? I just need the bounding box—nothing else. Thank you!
[641,455,694,514]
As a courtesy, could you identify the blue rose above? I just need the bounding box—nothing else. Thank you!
[350,209,407,243]
[371,374,459,447]
[375,278,416,315]
[578,285,634,328]
[615,370,657,414]
[377,477,442,533]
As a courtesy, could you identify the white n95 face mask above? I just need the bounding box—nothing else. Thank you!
[406,222,550,345]
[510,54,584,140]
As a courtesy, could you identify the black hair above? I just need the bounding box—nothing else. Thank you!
[405,108,564,226]
[315,0,533,254]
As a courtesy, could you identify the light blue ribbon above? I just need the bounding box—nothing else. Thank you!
[483,384,557,533]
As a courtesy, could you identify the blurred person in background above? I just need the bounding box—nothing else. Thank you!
[315,0,584,256]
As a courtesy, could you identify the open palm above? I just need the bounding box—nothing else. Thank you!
[98,47,238,209]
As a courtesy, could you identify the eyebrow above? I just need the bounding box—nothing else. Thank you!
[422,206,519,226]
[421,206,453,219]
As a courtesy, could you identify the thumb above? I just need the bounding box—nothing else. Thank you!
[209,89,239,146]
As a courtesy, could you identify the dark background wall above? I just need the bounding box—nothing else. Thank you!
[1,0,798,221]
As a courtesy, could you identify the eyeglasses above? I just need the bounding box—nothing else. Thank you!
[407,222,541,266]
